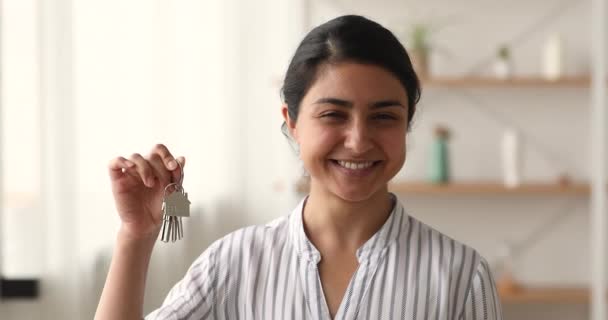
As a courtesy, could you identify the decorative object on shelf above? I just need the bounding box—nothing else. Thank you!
[428,125,451,184]
[399,14,454,79]
[496,272,523,298]
[493,45,513,79]
[501,128,522,188]
[542,33,563,80]
[409,23,433,79]
[494,241,522,296]
[557,173,572,186]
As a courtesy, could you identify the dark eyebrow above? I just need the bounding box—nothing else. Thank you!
[313,97,405,109]
[314,97,353,107]
[371,100,405,109]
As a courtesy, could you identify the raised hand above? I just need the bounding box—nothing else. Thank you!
[108,144,185,240]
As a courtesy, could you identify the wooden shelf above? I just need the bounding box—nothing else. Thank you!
[388,182,590,195]
[423,76,595,88]
[500,287,591,304]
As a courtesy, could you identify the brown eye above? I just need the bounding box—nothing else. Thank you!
[373,113,397,120]
[321,112,346,119]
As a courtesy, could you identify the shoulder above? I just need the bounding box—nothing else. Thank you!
[400,214,499,317]
[403,214,485,276]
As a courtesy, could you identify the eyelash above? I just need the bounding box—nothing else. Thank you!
[373,114,397,120]
[321,112,397,120]
[321,112,344,119]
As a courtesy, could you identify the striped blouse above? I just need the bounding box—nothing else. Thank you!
[146,193,503,320]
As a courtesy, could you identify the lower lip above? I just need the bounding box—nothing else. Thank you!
[330,160,381,177]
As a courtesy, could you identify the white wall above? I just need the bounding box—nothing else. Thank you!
[0,0,45,318]
[1,0,302,318]
[0,0,43,278]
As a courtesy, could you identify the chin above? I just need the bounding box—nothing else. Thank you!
[329,185,384,203]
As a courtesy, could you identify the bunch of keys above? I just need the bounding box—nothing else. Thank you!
[160,161,190,243]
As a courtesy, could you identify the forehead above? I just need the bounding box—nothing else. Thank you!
[303,62,408,104]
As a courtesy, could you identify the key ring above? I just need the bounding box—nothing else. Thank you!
[163,160,184,196]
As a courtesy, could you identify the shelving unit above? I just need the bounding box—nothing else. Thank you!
[419,73,606,309]
[419,73,606,310]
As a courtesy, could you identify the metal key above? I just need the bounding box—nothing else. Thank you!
[160,161,190,243]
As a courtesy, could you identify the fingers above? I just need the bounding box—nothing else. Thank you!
[173,156,186,184]
[147,152,172,187]
[176,156,185,167]
[128,153,156,187]
[151,144,178,171]
[109,145,186,189]
[108,156,135,180]
[151,144,185,184]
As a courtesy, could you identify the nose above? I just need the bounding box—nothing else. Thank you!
[344,118,373,155]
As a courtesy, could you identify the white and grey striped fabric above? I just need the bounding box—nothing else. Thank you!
[146,193,502,320]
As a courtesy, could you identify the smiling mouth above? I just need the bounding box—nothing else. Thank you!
[330,159,382,170]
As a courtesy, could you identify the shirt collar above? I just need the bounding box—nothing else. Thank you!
[288,193,408,263]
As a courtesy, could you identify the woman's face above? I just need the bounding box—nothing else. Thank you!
[282,62,409,202]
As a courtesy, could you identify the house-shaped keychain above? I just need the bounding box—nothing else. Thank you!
[162,191,191,217]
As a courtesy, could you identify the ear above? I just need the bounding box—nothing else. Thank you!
[281,104,298,141]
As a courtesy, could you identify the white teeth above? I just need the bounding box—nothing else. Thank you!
[337,160,374,170]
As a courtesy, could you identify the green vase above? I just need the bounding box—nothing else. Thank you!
[429,137,450,183]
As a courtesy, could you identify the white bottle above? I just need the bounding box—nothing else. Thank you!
[501,128,522,188]
[493,59,511,79]
[543,33,563,80]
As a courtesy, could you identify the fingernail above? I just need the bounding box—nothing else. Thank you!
[168,160,177,170]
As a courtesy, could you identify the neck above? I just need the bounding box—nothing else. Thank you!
[302,180,394,255]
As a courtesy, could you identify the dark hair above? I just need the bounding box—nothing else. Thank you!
[280,15,421,142]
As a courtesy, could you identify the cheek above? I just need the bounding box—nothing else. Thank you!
[381,131,407,159]
[300,126,339,159]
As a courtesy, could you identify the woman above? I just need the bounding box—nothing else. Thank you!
[95,15,502,320]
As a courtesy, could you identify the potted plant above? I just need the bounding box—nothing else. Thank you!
[493,45,512,79]
[409,23,432,79]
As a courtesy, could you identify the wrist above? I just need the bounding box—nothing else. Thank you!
[117,225,159,247]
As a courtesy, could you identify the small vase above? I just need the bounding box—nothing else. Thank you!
[543,33,563,81]
[501,128,522,188]
[429,127,450,184]
[493,58,512,79]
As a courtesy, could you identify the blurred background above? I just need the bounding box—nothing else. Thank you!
[0,0,606,319]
